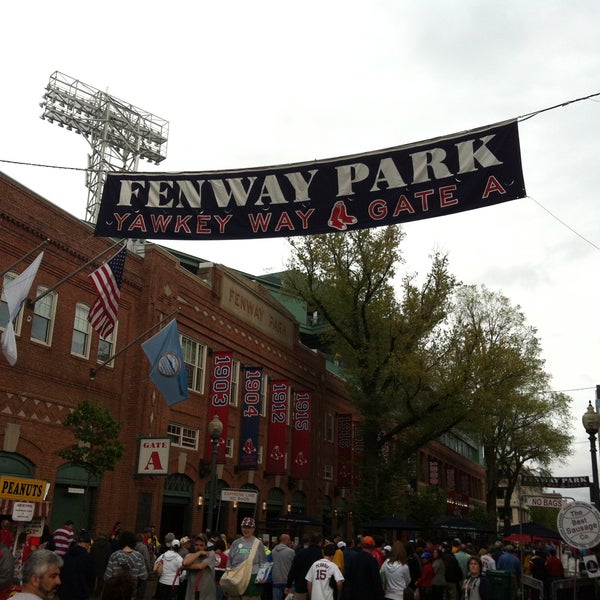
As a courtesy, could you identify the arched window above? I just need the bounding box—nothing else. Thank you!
[0,451,34,477]
[291,490,306,514]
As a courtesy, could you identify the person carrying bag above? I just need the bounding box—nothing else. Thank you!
[221,518,266,600]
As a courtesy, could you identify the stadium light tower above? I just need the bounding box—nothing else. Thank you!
[40,71,169,224]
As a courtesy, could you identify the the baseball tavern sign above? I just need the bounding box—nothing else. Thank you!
[95,119,526,241]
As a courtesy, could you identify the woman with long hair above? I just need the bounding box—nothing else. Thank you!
[380,541,411,600]
[461,557,491,600]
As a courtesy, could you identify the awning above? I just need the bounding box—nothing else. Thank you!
[0,498,52,518]
[433,517,494,532]
[270,513,324,526]
[363,517,421,530]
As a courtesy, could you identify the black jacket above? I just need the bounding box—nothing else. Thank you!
[286,544,323,593]
[59,544,96,600]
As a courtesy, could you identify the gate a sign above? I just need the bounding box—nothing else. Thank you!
[137,437,171,475]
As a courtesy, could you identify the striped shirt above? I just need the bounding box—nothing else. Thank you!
[52,526,74,555]
[104,549,148,582]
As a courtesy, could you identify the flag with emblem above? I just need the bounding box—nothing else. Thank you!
[142,319,188,405]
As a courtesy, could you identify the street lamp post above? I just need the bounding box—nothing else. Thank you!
[582,401,600,508]
[206,414,223,534]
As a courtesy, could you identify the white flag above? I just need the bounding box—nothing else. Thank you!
[1,252,44,365]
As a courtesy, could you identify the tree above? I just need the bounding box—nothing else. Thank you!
[59,398,125,478]
[284,227,474,519]
[284,228,572,522]
[450,285,572,520]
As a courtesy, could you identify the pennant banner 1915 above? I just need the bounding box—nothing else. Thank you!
[95,119,526,241]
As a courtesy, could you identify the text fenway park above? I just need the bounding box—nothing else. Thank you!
[95,119,526,241]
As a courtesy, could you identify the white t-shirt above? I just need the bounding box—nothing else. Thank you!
[305,558,344,600]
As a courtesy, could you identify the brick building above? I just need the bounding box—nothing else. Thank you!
[0,170,487,542]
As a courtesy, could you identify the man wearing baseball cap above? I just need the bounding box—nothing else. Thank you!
[58,532,95,600]
[226,517,267,600]
[343,535,384,600]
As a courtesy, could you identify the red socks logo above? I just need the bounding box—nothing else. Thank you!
[328,201,357,231]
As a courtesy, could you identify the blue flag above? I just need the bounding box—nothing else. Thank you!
[142,319,188,405]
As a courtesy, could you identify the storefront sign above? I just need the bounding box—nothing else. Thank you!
[12,501,35,522]
[557,501,600,549]
[0,476,49,502]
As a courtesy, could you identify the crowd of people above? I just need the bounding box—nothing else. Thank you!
[0,516,570,600]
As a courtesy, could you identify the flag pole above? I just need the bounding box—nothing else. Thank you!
[28,239,125,307]
[0,239,50,278]
[89,307,181,380]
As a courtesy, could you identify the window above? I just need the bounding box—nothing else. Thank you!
[229,359,240,407]
[97,326,117,366]
[71,303,91,358]
[324,464,334,480]
[226,437,234,458]
[168,423,199,450]
[325,413,334,442]
[0,273,24,334]
[181,335,207,393]
[30,286,56,345]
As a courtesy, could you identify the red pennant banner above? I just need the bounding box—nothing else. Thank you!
[205,351,233,463]
[291,391,311,479]
[266,380,289,474]
[337,414,353,488]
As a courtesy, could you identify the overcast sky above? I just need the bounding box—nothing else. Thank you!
[2,1,600,503]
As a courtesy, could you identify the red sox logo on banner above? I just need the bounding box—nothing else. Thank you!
[205,351,233,463]
[266,381,289,474]
[292,391,311,479]
[96,120,526,241]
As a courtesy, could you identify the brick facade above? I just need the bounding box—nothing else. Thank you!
[0,171,487,543]
[0,172,356,541]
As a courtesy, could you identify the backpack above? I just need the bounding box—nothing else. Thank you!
[443,553,463,583]
[0,544,14,589]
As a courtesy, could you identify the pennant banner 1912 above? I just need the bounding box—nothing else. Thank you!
[95,119,526,241]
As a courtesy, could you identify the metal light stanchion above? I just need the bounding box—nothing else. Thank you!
[582,400,600,508]
[206,414,223,534]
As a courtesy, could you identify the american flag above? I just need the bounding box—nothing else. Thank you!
[88,246,127,338]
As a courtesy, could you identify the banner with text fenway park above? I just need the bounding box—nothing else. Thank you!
[95,119,526,241]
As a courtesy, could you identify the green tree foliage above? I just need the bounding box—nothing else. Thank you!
[58,399,125,478]
[406,486,448,530]
[285,227,468,519]
[529,506,560,531]
[284,227,572,523]
[452,286,572,519]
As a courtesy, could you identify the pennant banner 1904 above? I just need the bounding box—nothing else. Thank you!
[95,120,526,241]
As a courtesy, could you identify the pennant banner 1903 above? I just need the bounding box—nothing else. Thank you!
[95,119,526,241]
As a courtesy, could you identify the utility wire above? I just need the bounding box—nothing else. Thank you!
[517,91,600,122]
[1,90,599,173]
[528,196,600,252]
[0,158,89,172]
